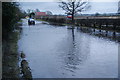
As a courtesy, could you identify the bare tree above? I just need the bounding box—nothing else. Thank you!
[59,0,90,24]
[59,0,90,41]
[118,1,120,14]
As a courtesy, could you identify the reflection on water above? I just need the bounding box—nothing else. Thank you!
[76,27,120,43]
[62,36,80,73]
[57,28,90,74]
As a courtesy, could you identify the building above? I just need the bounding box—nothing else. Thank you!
[35,12,47,19]
[36,12,46,16]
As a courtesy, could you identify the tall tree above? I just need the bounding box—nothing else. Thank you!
[59,0,90,41]
[2,2,25,78]
[118,1,120,14]
[59,0,90,24]
[2,2,23,40]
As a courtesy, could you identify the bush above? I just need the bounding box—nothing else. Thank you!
[2,2,23,40]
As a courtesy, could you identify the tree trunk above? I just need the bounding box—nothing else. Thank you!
[72,2,75,26]
[72,2,75,41]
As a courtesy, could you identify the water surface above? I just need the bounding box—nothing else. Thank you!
[18,19,118,78]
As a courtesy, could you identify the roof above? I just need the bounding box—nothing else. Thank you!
[36,12,46,16]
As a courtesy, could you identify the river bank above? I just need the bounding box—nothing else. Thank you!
[2,20,32,79]
[2,28,21,79]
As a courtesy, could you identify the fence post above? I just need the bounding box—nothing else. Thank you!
[99,23,102,33]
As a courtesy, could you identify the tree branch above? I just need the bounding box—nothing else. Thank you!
[59,0,90,15]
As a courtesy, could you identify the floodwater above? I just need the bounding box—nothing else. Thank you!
[18,19,118,78]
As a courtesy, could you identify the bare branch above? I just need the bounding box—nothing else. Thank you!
[59,0,91,15]
[75,1,87,10]
[59,1,72,12]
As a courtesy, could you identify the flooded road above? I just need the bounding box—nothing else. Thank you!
[18,19,118,78]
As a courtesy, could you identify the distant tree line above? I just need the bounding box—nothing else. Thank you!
[26,8,53,18]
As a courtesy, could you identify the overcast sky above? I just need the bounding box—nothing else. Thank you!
[19,0,119,15]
